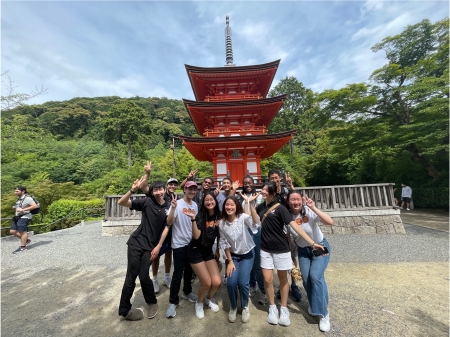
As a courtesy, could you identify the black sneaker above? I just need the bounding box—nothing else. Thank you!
[13,247,27,254]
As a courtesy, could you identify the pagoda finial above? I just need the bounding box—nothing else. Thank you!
[225,15,235,66]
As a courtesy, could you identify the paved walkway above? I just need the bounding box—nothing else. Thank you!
[1,209,448,337]
[398,208,449,232]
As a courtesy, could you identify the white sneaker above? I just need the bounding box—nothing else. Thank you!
[407,208,410,211]
[205,297,219,313]
[153,278,160,294]
[267,305,279,325]
[162,276,171,288]
[165,303,177,318]
[279,306,290,326]
[241,307,250,323]
[181,292,198,303]
[249,286,257,298]
[228,307,237,323]
[195,302,204,319]
[258,293,268,305]
[319,314,331,332]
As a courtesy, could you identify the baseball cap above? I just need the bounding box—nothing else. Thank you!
[184,181,197,189]
[167,178,179,184]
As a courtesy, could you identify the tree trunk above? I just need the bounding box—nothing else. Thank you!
[404,143,443,180]
[127,139,132,169]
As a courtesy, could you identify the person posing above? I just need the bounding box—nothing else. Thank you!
[214,177,237,211]
[268,169,295,207]
[11,186,37,253]
[287,190,333,332]
[117,179,171,321]
[140,161,174,293]
[219,195,260,323]
[236,176,267,305]
[165,181,199,318]
[256,182,325,327]
[400,183,413,211]
[182,192,222,319]
[193,177,214,205]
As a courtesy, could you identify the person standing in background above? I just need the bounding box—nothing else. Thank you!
[400,183,413,211]
[11,186,37,254]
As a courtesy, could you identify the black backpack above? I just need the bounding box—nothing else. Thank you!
[21,195,41,214]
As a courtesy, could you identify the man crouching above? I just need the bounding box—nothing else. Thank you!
[117,178,171,321]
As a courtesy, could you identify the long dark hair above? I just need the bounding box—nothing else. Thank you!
[262,182,277,196]
[197,192,220,247]
[220,196,244,220]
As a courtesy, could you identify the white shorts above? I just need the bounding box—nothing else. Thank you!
[260,249,292,271]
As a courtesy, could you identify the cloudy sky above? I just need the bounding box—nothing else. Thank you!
[2,1,448,105]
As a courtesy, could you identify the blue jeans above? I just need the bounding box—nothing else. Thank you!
[248,227,265,295]
[227,250,254,309]
[297,237,330,317]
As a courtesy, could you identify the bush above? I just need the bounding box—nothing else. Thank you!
[410,188,449,209]
[46,198,104,230]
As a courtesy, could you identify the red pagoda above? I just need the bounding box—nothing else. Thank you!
[177,16,297,183]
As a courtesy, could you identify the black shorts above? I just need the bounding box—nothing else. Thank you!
[402,197,411,203]
[187,244,215,264]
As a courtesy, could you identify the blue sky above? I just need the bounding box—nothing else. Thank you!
[2,1,448,105]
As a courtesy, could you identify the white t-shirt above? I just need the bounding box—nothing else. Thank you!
[15,195,35,219]
[170,198,198,249]
[289,206,324,248]
[219,213,258,255]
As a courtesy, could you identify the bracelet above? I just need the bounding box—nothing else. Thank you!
[129,189,136,194]
[191,218,196,222]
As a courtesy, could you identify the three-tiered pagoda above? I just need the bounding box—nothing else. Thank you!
[177,16,297,183]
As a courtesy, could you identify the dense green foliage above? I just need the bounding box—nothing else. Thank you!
[1,17,447,219]
[47,198,105,230]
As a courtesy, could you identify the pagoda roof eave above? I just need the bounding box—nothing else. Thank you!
[184,60,280,73]
[175,130,297,161]
[182,94,287,107]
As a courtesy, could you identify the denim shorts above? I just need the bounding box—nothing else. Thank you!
[11,217,30,232]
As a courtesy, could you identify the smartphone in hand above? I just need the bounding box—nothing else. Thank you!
[312,246,329,257]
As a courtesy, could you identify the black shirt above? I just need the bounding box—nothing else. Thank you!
[274,186,289,207]
[127,197,170,251]
[190,214,219,250]
[256,200,292,254]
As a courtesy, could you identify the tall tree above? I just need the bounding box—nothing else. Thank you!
[317,18,448,181]
[102,101,153,168]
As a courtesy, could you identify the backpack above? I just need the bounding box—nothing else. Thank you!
[22,194,41,214]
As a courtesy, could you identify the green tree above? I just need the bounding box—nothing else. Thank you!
[102,101,153,168]
[317,18,449,182]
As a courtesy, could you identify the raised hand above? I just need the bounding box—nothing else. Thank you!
[286,171,293,188]
[144,161,152,174]
[170,194,177,208]
[239,191,249,202]
[131,178,143,191]
[231,180,240,191]
[249,191,261,203]
[188,169,198,179]
[304,194,315,208]
[181,208,196,220]
[214,183,223,196]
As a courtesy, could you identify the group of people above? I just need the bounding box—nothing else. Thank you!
[115,163,334,332]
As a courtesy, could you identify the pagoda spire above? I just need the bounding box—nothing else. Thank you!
[225,16,235,66]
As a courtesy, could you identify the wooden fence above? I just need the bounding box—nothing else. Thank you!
[104,183,396,220]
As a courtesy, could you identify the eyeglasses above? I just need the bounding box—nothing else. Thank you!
[203,181,212,185]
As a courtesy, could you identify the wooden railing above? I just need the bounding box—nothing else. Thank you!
[296,183,396,210]
[104,183,396,220]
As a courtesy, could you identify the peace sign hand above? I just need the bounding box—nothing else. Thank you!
[286,172,294,188]
[214,183,223,196]
[188,169,198,179]
[170,194,177,208]
[303,194,315,208]
[144,161,152,174]
[131,178,143,191]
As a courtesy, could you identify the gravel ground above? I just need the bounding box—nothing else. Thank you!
[1,220,449,337]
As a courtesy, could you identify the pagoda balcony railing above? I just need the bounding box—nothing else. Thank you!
[205,93,262,101]
[204,126,267,137]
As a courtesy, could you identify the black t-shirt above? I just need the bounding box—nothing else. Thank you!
[256,200,292,254]
[127,197,170,251]
[274,187,289,207]
[189,214,219,250]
